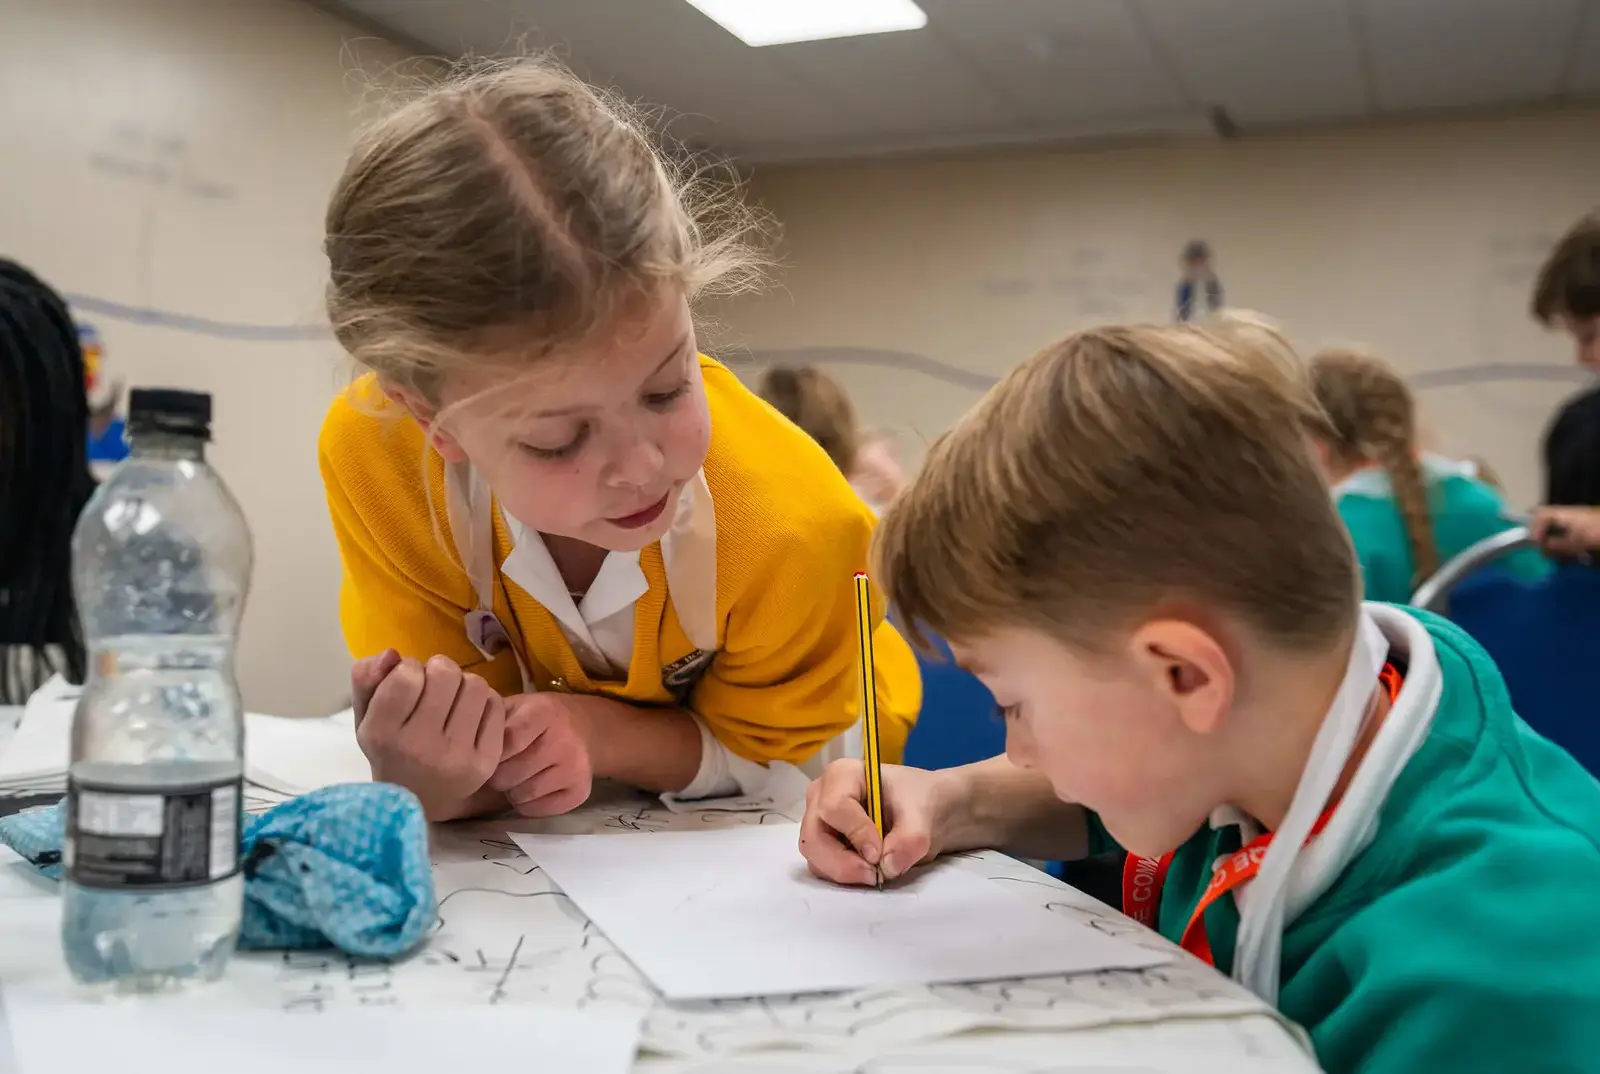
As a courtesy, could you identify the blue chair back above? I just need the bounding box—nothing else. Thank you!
[902,635,1005,771]
[1444,562,1600,777]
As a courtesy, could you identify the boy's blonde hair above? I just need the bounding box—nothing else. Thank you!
[324,58,769,400]
[875,323,1358,652]
[1308,348,1438,586]
[757,366,860,473]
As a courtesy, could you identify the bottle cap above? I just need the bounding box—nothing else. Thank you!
[128,388,213,441]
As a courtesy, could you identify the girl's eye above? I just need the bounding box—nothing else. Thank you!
[643,383,689,410]
[996,703,1021,723]
[521,425,589,461]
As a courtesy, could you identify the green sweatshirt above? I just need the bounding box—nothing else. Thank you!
[1087,608,1600,1074]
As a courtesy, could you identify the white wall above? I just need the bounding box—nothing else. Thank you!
[0,0,411,715]
[709,109,1600,509]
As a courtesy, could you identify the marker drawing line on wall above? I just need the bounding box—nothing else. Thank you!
[42,292,1597,397]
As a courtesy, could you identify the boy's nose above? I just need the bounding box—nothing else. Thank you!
[1004,725,1037,770]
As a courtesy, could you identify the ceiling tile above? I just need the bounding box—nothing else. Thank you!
[1362,0,1581,110]
[741,25,1025,136]
[917,0,1188,122]
[1134,0,1370,125]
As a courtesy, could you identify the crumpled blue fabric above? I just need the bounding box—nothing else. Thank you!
[0,783,436,958]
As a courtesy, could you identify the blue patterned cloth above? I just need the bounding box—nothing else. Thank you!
[0,783,435,958]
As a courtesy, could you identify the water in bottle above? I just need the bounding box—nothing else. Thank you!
[64,388,253,991]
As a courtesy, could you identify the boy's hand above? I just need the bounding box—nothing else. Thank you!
[352,651,506,820]
[1533,506,1600,558]
[799,760,956,886]
[488,693,594,817]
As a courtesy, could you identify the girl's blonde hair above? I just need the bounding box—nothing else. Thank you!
[876,323,1358,653]
[1308,348,1438,586]
[324,58,769,400]
[757,366,860,473]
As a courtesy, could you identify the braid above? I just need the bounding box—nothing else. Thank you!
[1309,347,1438,588]
[1369,404,1438,585]
[0,259,94,702]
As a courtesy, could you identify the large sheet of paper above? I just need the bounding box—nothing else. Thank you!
[632,1016,1321,1074]
[509,823,1169,1001]
[1,985,642,1074]
[0,797,1286,1065]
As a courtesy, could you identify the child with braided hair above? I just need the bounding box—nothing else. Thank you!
[1308,348,1544,604]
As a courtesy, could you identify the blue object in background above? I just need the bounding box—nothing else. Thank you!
[86,416,129,466]
[1445,563,1600,779]
[903,634,1005,771]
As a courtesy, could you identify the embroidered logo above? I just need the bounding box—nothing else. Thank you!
[661,648,716,702]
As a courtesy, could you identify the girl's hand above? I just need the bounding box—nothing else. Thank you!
[351,651,505,820]
[488,693,594,817]
[1533,506,1600,558]
[798,760,957,886]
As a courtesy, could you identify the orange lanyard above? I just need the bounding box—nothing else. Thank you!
[1121,663,1403,966]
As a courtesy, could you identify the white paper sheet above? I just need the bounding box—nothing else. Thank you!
[510,823,1169,1001]
[1,985,642,1074]
[0,680,79,786]
[0,677,368,797]
[244,708,370,796]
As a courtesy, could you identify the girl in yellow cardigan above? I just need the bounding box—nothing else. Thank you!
[318,61,919,822]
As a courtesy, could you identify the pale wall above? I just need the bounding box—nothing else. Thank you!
[0,0,412,715]
[709,110,1600,510]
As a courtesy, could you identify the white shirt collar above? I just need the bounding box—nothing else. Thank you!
[498,512,653,653]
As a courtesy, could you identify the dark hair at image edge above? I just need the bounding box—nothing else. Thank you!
[1532,213,1600,325]
[0,259,94,699]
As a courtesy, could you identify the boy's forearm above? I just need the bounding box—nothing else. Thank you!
[939,756,1089,861]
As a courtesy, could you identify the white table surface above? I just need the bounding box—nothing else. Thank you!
[0,707,1319,1073]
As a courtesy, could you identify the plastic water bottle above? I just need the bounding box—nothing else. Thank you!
[63,388,253,990]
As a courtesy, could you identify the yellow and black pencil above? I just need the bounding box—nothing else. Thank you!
[853,571,885,889]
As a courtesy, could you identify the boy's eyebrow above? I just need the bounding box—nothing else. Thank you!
[524,334,692,418]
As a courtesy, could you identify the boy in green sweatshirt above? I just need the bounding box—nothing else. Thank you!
[799,322,1600,1074]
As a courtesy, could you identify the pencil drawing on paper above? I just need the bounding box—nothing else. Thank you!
[252,797,1265,1058]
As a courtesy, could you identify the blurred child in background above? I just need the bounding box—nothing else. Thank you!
[1532,212,1600,507]
[758,365,906,513]
[1308,347,1544,603]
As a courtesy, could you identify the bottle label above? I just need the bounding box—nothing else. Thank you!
[64,777,241,890]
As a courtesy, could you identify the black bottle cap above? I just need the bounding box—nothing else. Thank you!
[128,388,212,441]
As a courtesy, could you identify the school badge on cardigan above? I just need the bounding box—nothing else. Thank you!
[661,648,716,703]
[1175,239,1224,323]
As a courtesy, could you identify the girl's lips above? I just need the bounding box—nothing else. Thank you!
[607,493,670,530]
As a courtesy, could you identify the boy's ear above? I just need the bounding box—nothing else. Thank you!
[1128,618,1235,736]
[382,381,468,464]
